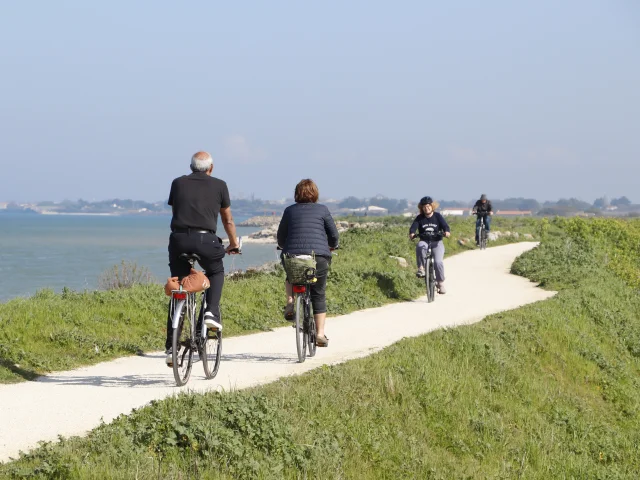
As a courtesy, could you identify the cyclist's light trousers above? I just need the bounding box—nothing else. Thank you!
[416,240,445,283]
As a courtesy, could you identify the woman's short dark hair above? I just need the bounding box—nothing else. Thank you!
[294,179,319,203]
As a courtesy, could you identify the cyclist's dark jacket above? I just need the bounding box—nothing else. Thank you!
[473,200,493,216]
[410,212,450,242]
[277,203,339,257]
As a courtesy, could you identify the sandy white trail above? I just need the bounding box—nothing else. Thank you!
[0,242,553,463]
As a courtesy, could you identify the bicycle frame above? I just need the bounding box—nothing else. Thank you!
[291,266,318,362]
[170,291,208,339]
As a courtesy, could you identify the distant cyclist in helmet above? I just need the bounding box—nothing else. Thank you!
[471,193,493,246]
[409,196,451,294]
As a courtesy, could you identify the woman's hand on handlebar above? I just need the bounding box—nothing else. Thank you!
[444,231,451,238]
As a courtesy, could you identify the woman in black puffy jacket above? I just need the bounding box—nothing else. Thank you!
[277,179,339,347]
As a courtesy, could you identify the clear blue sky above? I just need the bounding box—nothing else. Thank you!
[1,1,638,204]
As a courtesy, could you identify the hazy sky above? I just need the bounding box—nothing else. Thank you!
[1,1,638,204]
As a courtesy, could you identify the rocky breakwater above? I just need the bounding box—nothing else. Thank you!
[238,216,281,227]
[242,220,384,244]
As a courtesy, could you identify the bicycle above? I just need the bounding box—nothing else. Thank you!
[475,213,488,250]
[291,266,318,363]
[279,247,338,362]
[169,242,241,386]
[412,237,437,303]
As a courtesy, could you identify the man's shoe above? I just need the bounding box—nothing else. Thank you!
[165,349,173,367]
[204,312,222,331]
[437,282,446,294]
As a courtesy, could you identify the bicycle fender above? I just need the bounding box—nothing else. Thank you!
[172,299,186,329]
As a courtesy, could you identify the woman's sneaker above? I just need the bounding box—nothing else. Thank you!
[416,267,425,278]
[284,303,295,321]
[204,312,222,331]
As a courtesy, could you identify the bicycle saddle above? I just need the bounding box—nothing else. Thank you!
[179,253,201,262]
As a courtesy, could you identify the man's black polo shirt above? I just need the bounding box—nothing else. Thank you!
[168,172,231,233]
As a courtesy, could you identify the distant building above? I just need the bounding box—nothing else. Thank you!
[0,203,7,209]
[496,210,533,216]
[441,209,466,216]
[348,205,389,216]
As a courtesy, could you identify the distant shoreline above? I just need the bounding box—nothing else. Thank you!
[40,212,121,216]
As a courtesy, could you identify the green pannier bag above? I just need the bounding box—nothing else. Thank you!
[283,253,317,284]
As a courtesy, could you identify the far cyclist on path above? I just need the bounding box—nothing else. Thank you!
[471,193,493,246]
[409,196,451,294]
[164,151,240,366]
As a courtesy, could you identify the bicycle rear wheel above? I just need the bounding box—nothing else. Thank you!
[172,298,194,386]
[294,294,306,363]
[426,257,436,303]
[201,316,222,380]
[307,303,317,357]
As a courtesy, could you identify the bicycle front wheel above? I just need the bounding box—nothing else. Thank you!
[307,303,317,357]
[172,299,194,386]
[201,326,222,380]
[426,258,436,303]
[295,294,306,363]
[481,226,487,249]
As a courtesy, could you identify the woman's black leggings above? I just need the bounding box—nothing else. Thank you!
[309,256,331,314]
[283,255,332,314]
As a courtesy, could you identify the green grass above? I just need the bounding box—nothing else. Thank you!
[2,218,639,478]
[0,216,537,383]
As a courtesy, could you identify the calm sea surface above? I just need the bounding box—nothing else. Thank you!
[0,213,279,303]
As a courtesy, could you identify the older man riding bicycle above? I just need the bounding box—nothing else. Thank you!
[164,151,240,366]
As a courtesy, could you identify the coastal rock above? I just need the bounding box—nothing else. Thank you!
[488,232,500,241]
[238,216,281,227]
[244,218,384,244]
[351,222,384,230]
[389,256,408,268]
[523,233,534,239]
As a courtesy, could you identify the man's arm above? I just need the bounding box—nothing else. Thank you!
[488,201,494,215]
[220,207,239,252]
[168,179,176,206]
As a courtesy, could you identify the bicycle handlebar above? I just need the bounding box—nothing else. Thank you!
[410,230,446,240]
[227,236,242,254]
[276,245,339,252]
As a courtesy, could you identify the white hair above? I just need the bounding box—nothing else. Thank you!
[190,152,213,172]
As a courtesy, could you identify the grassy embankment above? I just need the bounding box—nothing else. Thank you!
[0,216,537,383]
[2,218,639,478]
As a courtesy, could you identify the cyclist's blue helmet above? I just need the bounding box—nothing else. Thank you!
[419,196,433,206]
